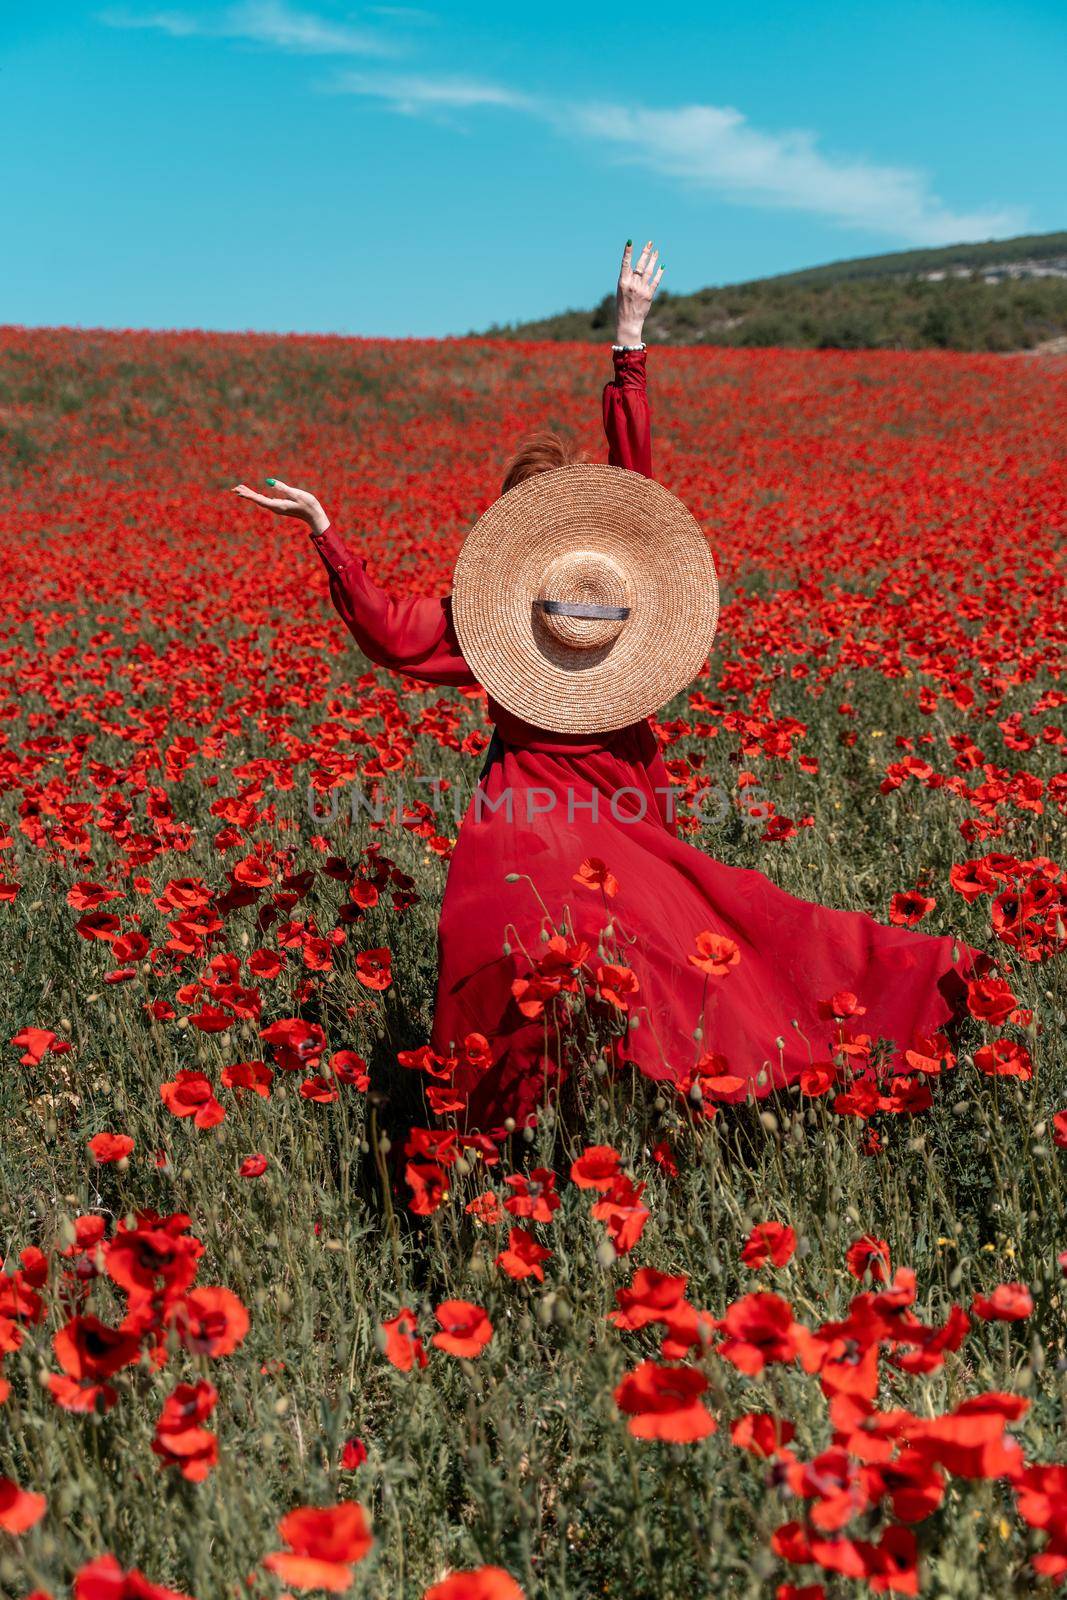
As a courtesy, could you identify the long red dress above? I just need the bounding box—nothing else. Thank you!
[309,350,984,1134]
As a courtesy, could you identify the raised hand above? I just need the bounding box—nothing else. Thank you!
[615,238,664,345]
[232,478,329,535]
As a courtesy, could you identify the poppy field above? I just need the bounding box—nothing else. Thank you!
[0,326,1065,1599]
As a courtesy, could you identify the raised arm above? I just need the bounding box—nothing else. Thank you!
[603,239,663,481]
[232,480,477,689]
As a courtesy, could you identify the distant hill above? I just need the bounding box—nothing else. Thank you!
[480,230,1067,351]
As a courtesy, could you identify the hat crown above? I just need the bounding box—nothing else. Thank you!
[535,549,632,651]
[451,462,718,735]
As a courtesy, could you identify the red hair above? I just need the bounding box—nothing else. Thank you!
[501,430,584,496]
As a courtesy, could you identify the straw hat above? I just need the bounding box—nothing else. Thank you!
[451,463,718,735]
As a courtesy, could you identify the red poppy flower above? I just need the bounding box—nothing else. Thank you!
[341,1437,367,1471]
[159,1070,225,1128]
[300,1075,339,1103]
[187,1004,232,1034]
[221,1059,273,1097]
[717,1293,799,1374]
[741,1222,797,1269]
[152,1397,219,1483]
[496,1227,551,1282]
[432,1299,493,1358]
[382,1308,427,1372]
[262,1501,373,1593]
[688,930,740,977]
[105,1214,203,1299]
[330,1049,370,1089]
[573,857,618,897]
[651,1138,678,1176]
[157,1379,218,1433]
[729,1412,795,1458]
[591,1174,650,1254]
[248,947,284,978]
[846,1236,892,1283]
[259,1017,326,1071]
[466,1191,504,1226]
[569,1144,621,1190]
[609,1267,690,1332]
[888,890,935,926]
[504,1168,560,1223]
[0,1475,47,1534]
[88,1132,134,1165]
[904,1392,1026,1480]
[11,1026,69,1065]
[19,1245,47,1288]
[355,946,393,990]
[614,1360,716,1442]
[902,1033,955,1075]
[169,1286,249,1356]
[686,1050,746,1101]
[971,1282,1033,1321]
[406,1160,449,1216]
[817,991,867,1021]
[798,1063,837,1097]
[75,910,121,942]
[966,974,1017,1024]
[73,1554,195,1600]
[595,962,639,1011]
[239,1153,268,1177]
[53,1315,140,1382]
[973,1038,1033,1079]
[422,1569,526,1600]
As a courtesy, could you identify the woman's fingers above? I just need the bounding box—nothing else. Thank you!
[621,238,634,273]
[264,478,309,503]
[232,485,300,513]
[641,248,659,289]
[633,239,654,276]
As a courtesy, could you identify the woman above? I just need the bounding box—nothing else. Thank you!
[235,241,985,1136]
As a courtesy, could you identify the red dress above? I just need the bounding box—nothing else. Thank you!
[310,351,984,1134]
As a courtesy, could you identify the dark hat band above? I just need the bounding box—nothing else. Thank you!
[534,599,631,621]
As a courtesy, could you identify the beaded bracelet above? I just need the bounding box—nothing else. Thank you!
[612,342,647,352]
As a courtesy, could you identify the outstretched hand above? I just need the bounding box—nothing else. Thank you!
[616,239,664,345]
[231,478,329,536]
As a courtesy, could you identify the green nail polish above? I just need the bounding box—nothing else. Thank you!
[266,478,276,486]
[626,238,632,246]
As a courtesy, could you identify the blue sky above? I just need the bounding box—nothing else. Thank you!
[3,1,1064,337]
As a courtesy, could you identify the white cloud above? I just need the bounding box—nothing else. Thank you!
[98,2,395,56]
[95,12,1025,246]
[570,101,1024,246]
[330,69,533,114]
[366,5,436,19]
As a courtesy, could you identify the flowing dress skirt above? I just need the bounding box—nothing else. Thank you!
[434,713,984,1133]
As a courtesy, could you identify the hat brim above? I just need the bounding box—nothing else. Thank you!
[452,463,719,734]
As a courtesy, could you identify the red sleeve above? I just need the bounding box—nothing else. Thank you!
[308,522,478,689]
[603,347,653,479]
